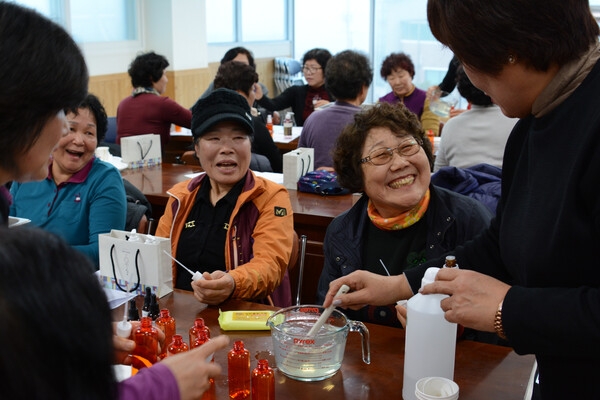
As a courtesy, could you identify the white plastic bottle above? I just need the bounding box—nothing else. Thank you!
[283,112,293,137]
[403,267,457,400]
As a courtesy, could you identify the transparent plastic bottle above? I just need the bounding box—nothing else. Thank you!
[402,267,457,400]
[167,334,189,357]
[251,359,275,400]
[266,114,274,137]
[228,340,250,399]
[283,112,293,137]
[156,308,176,359]
[133,316,159,366]
[189,317,211,346]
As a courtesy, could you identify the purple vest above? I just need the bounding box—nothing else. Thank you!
[379,87,427,118]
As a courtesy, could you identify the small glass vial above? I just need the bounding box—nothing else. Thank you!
[228,340,250,399]
[167,334,189,357]
[149,294,160,320]
[142,287,152,317]
[156,308,176,359]
[266,114,273,137]
[127,298,140,321]
[189,317,211,347]
[133,316,159,365]
[201,378,216,400]
[252,359,275,400]
[444,255,458,269]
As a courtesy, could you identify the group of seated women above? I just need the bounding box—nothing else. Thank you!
[9,41,495,327]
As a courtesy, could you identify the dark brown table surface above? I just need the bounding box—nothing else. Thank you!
[120,290,534,399]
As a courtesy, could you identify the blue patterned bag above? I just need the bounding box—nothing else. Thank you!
[297,170,350,195]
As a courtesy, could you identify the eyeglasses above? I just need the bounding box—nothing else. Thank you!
[360,138,422,166]
[302,65,322,74]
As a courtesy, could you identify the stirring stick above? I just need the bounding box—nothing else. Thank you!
[307,284,350,337]
[163,250,203,281]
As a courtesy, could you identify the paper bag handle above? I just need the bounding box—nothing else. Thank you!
[110,244,141,292]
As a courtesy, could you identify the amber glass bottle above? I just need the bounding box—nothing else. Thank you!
[251,359,275,400]
[167,334,189,356]
[228,340,250,399]
[133,316,159,365]
[156,308,176,359]
[189,317,211,346]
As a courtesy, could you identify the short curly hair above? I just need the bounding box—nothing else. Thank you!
[380,52,415,80]
[214,61,258,97]
[333,102,433,193]
[325,50,373,100]
[128,51,169,88]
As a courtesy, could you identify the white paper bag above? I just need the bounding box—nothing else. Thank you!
[120,134,162,169]
[98,229,172,298]
[283,147,314,190]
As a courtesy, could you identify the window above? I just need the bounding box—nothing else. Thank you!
[12,0,138,43]
[206,0,288,43]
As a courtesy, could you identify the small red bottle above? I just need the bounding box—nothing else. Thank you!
[191,329,210,349]
[252,359,275,400]
[167,334,189,356]
[133,316,159,366]
[201,378,216,400]
[228,340,250,399]
[156,308,176,359]
[189,317,211,346]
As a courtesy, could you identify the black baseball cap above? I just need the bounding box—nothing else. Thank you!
[191,88,254,140]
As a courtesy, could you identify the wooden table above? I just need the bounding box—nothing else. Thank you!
[120,290,534,399]
[121,163,358,303]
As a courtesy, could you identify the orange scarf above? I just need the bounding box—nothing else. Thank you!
[367,189,430,230]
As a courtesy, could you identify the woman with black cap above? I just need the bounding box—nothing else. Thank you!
[156,88,295,307]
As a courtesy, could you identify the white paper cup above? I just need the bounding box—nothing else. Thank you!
[415,377,459,400]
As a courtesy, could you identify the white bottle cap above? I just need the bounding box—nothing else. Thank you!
[116,320,132,338]
[421,267,440,289]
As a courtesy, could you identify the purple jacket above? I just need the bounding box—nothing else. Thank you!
[118,363,179,400]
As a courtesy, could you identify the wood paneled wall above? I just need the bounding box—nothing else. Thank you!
[88,57,275,117]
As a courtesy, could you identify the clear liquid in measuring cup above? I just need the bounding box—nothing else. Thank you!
[272,319,348,381]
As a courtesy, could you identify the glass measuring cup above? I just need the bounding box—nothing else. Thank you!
[267,305,370,381]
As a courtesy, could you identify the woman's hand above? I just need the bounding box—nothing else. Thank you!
[313,99,330,109]
[191,271,236,305]
[112,320,166,364]
[160,335,229,400]
[322,270,412,309]
[420,268,510,332]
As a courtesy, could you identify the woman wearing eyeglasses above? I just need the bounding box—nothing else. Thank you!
[316,103,493,340]
[255,48,334,126]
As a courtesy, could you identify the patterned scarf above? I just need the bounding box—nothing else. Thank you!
[367,189,430,230]
[132,87,160,97]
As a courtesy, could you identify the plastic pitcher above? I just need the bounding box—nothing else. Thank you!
[267,305,370,381]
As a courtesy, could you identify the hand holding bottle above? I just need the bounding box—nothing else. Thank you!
[112,320,166,365]
[161,335,230,400]
[191,270,235,304]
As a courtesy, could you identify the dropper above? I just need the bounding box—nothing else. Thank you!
[163,250,204,281]
[162,250,208,311]
[307,284,350,337]
[116,283,133,338]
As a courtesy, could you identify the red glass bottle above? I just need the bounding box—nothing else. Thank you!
[201,378,216,400]
[191,329,210,349]
[156,308,176,359]
[228,340,250,399]
[167,334,189,357]
[133,316,159,366]
[189,317,211,346]
[252,359,275,400]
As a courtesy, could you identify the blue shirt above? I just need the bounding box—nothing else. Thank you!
[9,158,127,268]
